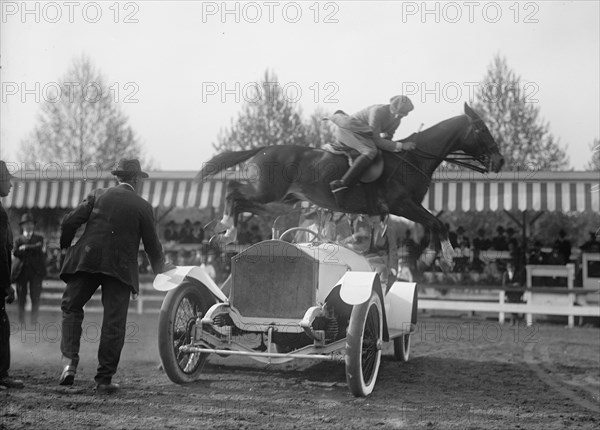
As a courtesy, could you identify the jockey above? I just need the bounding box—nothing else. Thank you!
[328,95,417,200]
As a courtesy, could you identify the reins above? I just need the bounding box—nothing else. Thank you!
[394,118,491,175]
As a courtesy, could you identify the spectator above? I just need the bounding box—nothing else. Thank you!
[547,244,566,265]
[58,158,173,394]
[471,228,490,273]
[164,221,179,242]
[192,221,205,244]
[473,228,490,251]
[546,244,567,286]
[580,231,600,253]
[0,159,25,390]
[491,226,508,251]
[337,214,371,254]
[506,227,519,250]
[447,223,457,249]
[554,229,572,263]
[178,219,194,244]
[12,213,47,325]
[45,246,62,278]
[528,240,546,265]
[502,260,524,325]
[452,226,470,273]
[455,226,470,249]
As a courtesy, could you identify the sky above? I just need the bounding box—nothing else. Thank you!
[1,0,599,171]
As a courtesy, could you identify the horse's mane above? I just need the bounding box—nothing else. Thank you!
[396,114,467,142]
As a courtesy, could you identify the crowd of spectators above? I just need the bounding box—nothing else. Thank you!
[423,224,600,288]
[163,219,205,244]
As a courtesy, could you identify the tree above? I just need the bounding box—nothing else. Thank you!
[19,55,150,171]
[585,138,600,171]
[213,70,310,152]
[472,55,569,171]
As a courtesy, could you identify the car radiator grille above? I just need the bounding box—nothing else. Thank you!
[231,241,318,319]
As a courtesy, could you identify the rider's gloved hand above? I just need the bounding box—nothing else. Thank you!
[396,141,416,151]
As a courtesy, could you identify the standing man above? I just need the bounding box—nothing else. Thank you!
[13,213,47,326]
[58,159,173,394]
[0,160,24,390]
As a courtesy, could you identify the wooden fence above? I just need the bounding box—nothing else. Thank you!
[419,264,600,328]
[36,278,165,315]
[28,265,600,328]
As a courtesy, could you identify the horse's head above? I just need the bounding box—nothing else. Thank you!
[461,103,504,173]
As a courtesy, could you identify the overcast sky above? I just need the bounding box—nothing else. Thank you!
[1,1,599,171]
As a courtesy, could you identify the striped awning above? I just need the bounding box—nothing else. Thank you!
[423,171,600,213]
[2,169,598,213]
[1,171,226,211]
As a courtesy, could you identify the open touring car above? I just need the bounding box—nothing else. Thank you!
[154,212,418,397]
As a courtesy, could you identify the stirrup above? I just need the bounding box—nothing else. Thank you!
[331,185,349,194]
[330,180,348,194]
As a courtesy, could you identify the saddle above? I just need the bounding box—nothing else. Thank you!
[322,143,384,183]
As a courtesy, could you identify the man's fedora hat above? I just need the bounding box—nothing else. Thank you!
[110,159,149,178]
[19,213,36,225]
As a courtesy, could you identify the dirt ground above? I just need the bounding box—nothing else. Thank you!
[1,306,598,430]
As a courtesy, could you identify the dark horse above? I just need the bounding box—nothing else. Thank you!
[199,103,504,266]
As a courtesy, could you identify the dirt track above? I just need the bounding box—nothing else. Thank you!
[1,307,598,429]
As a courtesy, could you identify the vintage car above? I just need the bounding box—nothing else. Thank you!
[154,211,418,397]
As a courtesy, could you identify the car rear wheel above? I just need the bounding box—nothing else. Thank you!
[158,282,214,384]
[393,334,411,362]
[345,291,383,397]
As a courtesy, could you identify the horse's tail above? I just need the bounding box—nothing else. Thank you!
[197,147,266,181]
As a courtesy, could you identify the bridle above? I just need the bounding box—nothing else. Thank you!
[404,116,496,174]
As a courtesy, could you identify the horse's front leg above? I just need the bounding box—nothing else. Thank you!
[391,201,455,269]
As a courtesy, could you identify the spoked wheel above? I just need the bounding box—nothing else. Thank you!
[158,282,215,384]
[345,291,383,397]
[393,334,411,362]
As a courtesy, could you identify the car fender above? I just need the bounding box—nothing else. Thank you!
[338,271,381,305]
[385,281,418,332]
[338,271,389,341]
[153,266,228,302]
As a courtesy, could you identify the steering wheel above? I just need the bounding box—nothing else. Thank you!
[278,227,323,243]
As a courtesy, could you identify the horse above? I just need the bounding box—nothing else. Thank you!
[199,103,504,266]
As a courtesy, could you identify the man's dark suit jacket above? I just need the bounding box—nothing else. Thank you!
[0,203,13,300]
[60,184,166,293]
[13,232,46,280]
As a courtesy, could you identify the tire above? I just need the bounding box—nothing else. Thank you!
[158,282,215,384]
[345,291,383,397]
[393,334,411,362]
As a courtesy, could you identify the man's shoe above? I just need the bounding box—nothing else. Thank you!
[96,382,120,394]
[58,365,76,386]
[0,376,24,389]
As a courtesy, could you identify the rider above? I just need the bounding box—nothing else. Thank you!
[328,95,417,201]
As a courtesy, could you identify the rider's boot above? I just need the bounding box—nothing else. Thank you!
[329,154,372,205]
